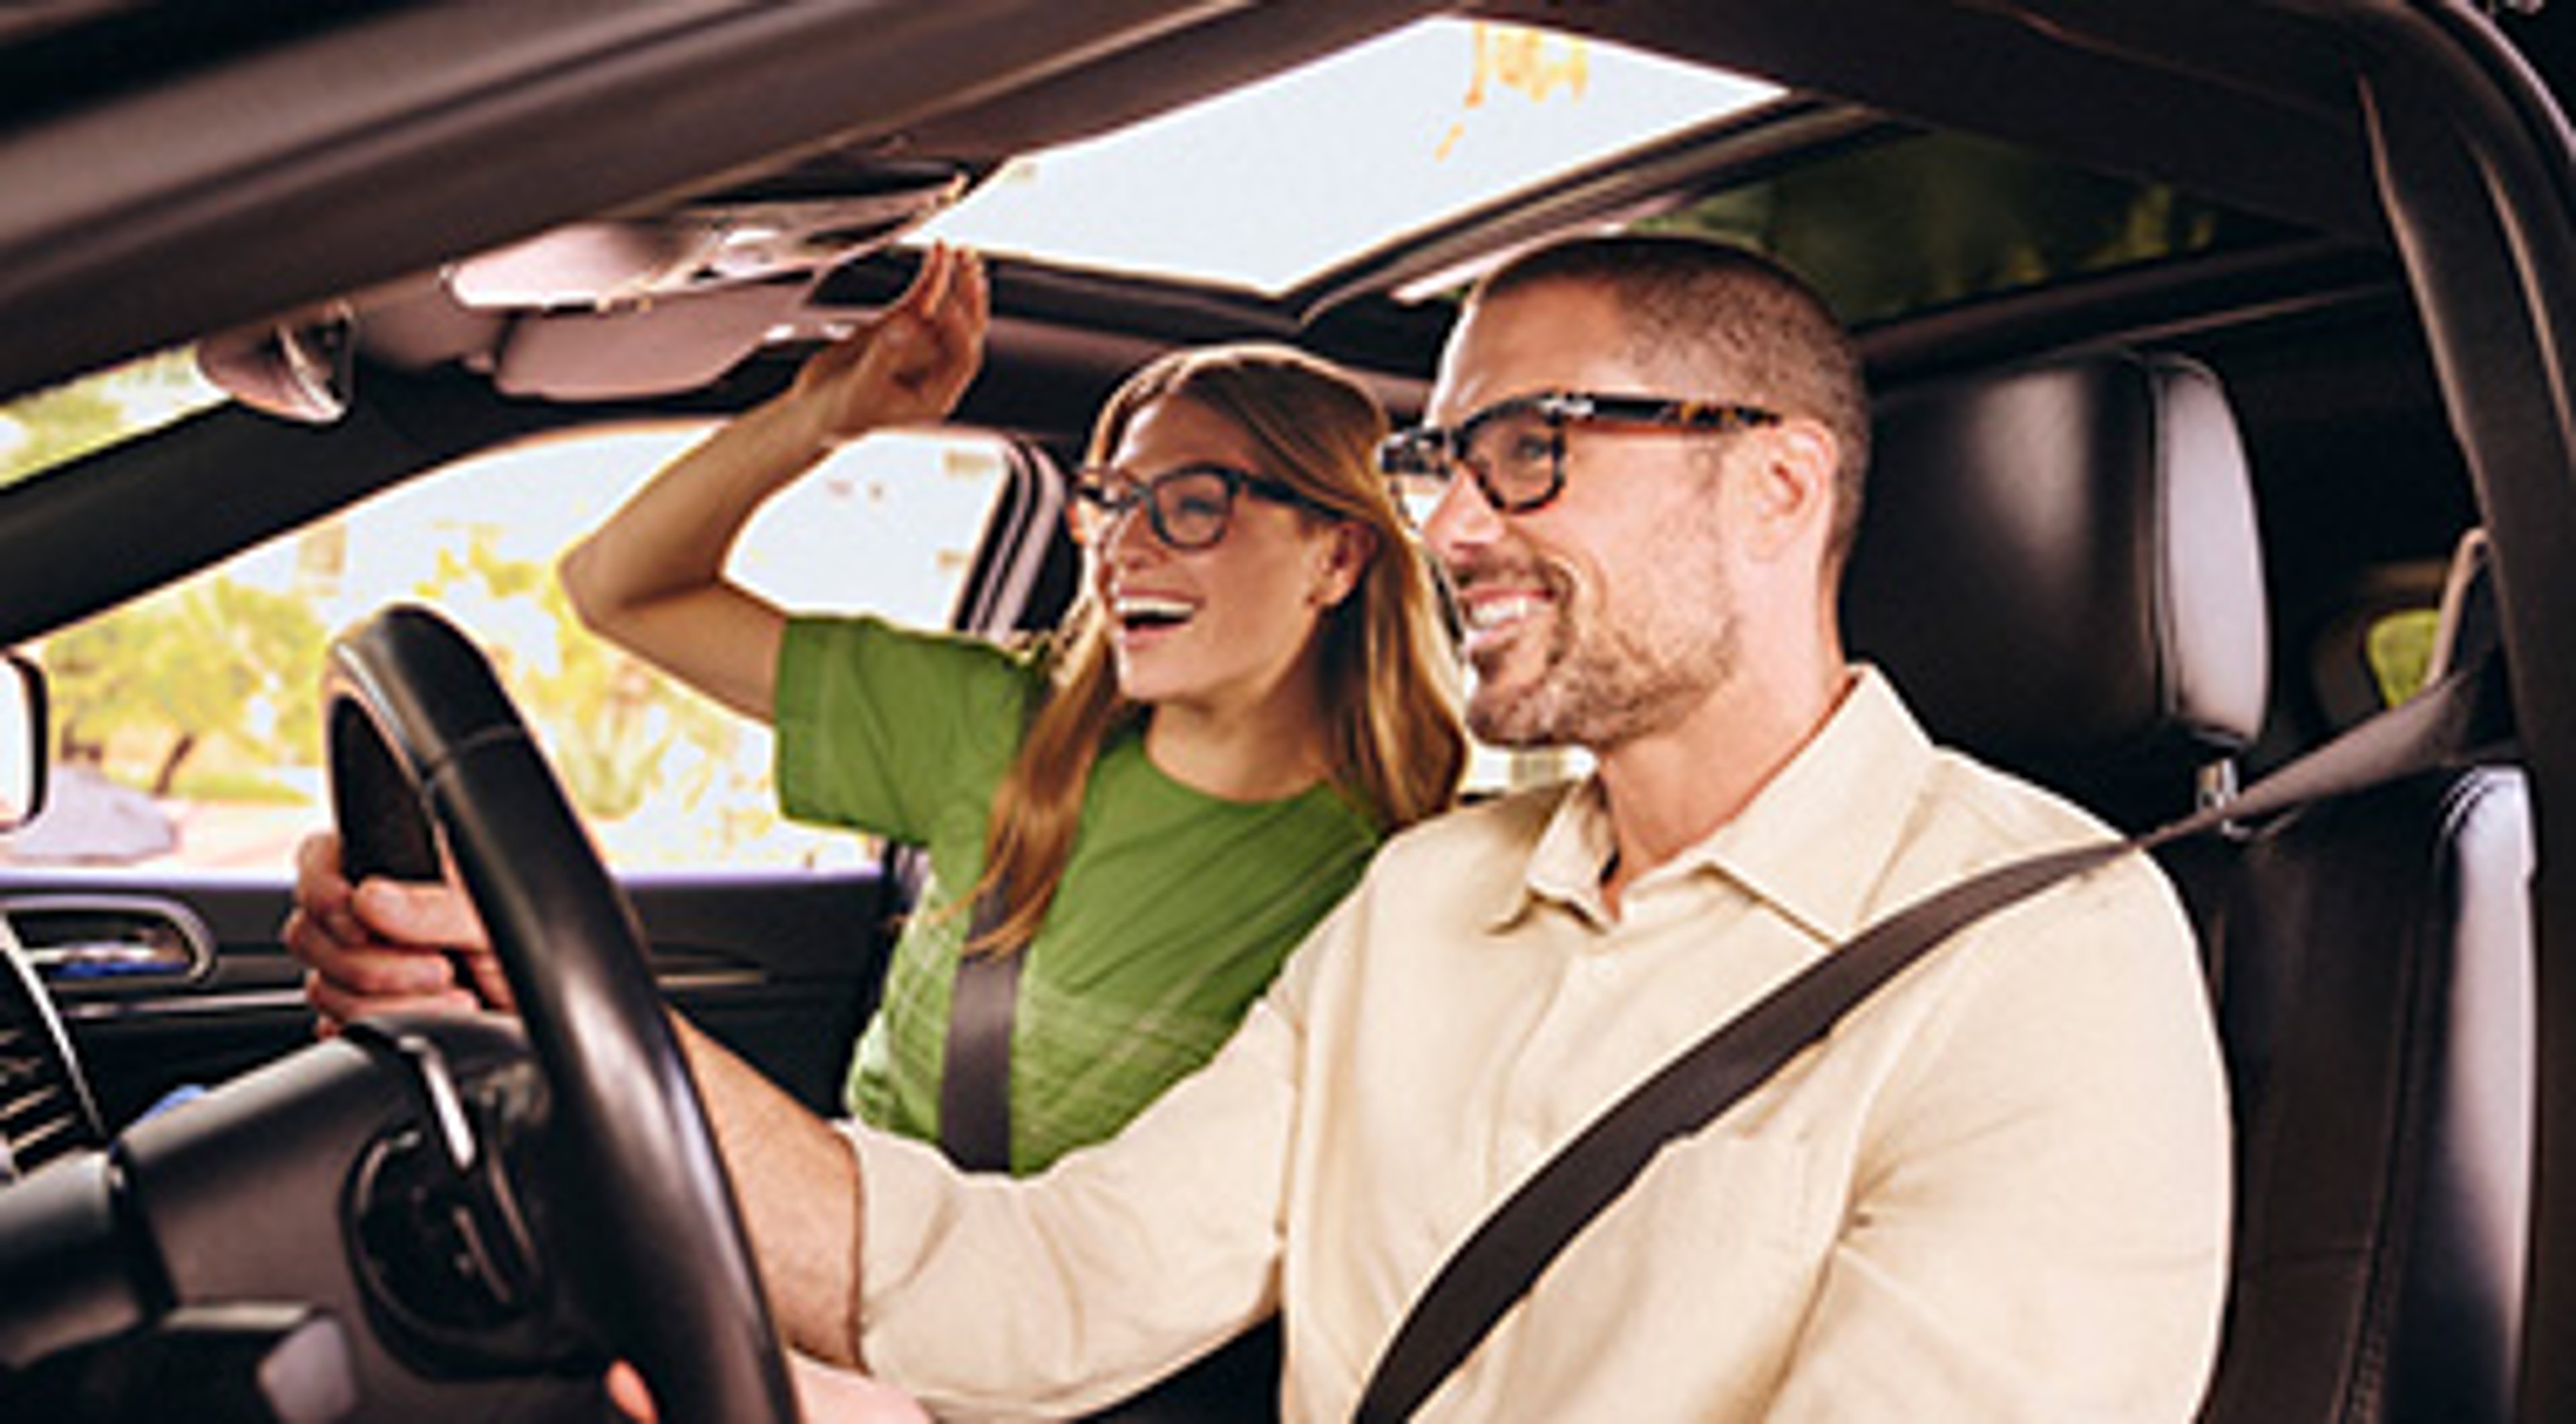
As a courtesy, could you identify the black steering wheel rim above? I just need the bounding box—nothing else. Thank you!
[325,603,795,1423]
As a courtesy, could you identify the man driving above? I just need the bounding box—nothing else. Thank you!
[290,232,2229,1420]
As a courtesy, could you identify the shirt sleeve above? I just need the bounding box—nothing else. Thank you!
[847,901,1340,1417]
[1764,855,2232,1422]
[772,614,1038,844]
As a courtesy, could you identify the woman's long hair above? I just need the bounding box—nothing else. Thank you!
[963,343,1466,956]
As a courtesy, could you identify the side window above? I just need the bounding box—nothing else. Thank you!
[4,421,1011,875]
[2363,607,2440,709]
[2304,584,2446,742]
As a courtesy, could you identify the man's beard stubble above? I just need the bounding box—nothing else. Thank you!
[1460,546,1742,755]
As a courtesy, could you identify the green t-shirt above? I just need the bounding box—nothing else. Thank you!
[773,615,1380,1173]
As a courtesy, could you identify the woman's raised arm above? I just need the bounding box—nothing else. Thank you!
[559,245,988,721]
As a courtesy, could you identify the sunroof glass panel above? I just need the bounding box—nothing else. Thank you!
[919,19,1778,295]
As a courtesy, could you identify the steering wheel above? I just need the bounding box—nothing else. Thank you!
[325,603,796,1422]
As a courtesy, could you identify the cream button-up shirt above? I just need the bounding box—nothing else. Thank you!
[851,668,2231,1421]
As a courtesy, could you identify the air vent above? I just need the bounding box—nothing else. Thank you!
[0,936,103,1182]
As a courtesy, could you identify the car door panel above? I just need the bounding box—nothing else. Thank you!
[3,866,896,1130]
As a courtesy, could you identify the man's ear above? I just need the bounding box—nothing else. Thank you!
[1311,519,1379,609]
[1738,418,1839,563]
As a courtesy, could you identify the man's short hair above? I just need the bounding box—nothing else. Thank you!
[1471,234,1872,568]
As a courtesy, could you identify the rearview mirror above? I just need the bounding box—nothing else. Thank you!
[195,303,356,424]
[0,652,47,831]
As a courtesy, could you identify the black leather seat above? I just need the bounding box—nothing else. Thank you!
[1848,350,2270,834]
[1847,349,2271,942]
[1848,353,2534,1421]
[2194,531,2532,1423]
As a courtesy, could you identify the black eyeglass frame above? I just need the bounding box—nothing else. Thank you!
[1070,461,1337,551]
[1377,390,1783,517]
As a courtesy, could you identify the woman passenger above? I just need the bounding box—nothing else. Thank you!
[554,244,1466,1170]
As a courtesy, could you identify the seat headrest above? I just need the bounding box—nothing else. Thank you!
[1844,350,2269,821]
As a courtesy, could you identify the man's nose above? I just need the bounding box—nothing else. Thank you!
[1420,470,1505,568]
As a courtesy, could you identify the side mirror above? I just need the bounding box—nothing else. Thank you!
[0,652,46,831]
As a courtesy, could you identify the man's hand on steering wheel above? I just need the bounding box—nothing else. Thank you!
[282,829,511,1031]
[287,831,932,1424]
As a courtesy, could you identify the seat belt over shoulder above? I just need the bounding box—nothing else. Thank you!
[941,884,1020,1173]
[1352,654,2512,1421]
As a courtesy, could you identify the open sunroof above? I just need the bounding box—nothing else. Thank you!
[916,18,1777,297]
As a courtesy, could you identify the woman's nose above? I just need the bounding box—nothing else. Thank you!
[1097,499,1165,562]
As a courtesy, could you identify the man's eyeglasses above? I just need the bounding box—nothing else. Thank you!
[1070,462,1334,551]
[1377,391,1781,523]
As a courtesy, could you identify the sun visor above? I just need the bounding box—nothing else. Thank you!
[446,160,972,309]
[491,281,814,400]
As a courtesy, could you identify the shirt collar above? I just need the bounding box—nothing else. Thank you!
[1505,667,1938,942]
[1517,778,1619,927]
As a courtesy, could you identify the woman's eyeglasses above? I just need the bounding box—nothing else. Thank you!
[1070,462,1334,550]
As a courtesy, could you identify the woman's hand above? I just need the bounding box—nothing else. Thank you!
[788,242,989,446]
[553,243,986,723]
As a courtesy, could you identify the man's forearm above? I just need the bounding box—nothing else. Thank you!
[672,1013,869,1366]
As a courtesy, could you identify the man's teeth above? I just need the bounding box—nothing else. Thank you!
[1465,595,1540,631]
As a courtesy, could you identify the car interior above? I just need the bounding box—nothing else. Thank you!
[1,1,2573,1419]
[1855,348,2532,1421]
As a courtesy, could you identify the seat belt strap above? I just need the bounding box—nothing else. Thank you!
[939,884,1020,1172]
[1352,656,2508,1421]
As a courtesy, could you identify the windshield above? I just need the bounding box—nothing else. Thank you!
[0,351,223,491]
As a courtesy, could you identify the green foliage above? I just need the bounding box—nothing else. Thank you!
[45,578,327,795]
[34,508,782,857]
[0,383,128,488]
[9,362,828,864]
[167,768,308,804]
[412,527,745,824]
[1,350,218,489]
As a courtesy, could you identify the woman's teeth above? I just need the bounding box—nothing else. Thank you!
[1115,593,1197,629]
